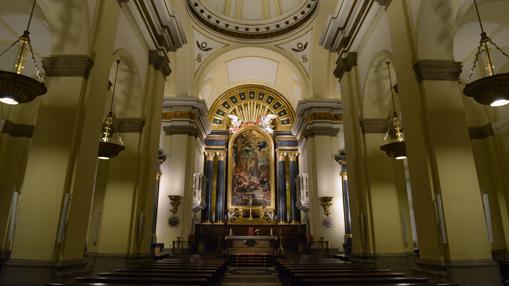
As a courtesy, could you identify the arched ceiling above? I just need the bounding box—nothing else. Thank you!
[195,47,309,110]
[187,0,318,39]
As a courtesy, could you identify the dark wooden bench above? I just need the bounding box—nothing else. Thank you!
[76,276,209,285]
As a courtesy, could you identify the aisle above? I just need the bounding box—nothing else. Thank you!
[221,266,283,286]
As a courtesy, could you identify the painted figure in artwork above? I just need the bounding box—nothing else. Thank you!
[230,128,272,207]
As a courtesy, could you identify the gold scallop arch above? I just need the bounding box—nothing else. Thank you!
[208,84,295,131]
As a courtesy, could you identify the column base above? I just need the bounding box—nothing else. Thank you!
[415,259,503,286]
[0,258,89,286]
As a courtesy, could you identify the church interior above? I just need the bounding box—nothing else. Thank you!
[0,0,509,285]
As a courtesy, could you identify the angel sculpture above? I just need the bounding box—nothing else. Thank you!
[259,114,277,134]
[227,114,243,133]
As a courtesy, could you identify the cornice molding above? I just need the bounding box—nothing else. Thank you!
[42,55,94,78]
[413,60,462,82]
[162,97,210,143]
[292,99,343,140]
[360,118,388,134]
[320,0,375,56]
[334,52,357,81]
[119,0,187,52]
[0,119,34,138]
[116,118,145,133]
[149,50,171,77]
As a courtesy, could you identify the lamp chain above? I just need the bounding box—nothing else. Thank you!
[109,60,121,113]
[386,61,397,114]
[467,0,509,81]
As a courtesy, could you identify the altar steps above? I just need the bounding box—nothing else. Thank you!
[232,254,272,267]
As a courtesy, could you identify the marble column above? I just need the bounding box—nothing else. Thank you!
[203,152,215,223]
[277,152,287,223]
[336,153,352,255]
[215,151,226,223]
[288,152,300,224]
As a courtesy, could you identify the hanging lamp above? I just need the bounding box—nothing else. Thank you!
[98,60,125,160]
[380,61,407,160]
[463,0,509,107]
[0,0,46,105]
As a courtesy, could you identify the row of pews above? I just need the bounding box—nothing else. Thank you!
[275,257,458,286]
[48,257,228,286]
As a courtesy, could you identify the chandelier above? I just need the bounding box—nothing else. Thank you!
[97,60,125,160]
[463,0,509,107]
[380,61,407,160]
[0,0,46,105]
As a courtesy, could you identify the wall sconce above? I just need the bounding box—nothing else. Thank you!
[319,196,334,229]
[168,195,182,227]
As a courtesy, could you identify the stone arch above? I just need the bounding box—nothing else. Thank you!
[362,50,397,119]
[111,49,143,118]
[194,46,310,109]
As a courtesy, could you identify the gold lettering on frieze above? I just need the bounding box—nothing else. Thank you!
[304,112,342,123]
[162,111,197,121]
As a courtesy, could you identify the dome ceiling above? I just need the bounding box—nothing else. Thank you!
[187,0,318,39]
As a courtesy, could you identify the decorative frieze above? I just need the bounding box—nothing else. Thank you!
[292,99,343,140]
[162,97,210,143]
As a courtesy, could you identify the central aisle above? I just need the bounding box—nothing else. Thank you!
[221,266,283,286]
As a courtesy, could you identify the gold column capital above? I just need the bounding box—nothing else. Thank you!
[277,152,287,161]
[288,152,299,161]
[205,151,216,161]
[216,151,226,161]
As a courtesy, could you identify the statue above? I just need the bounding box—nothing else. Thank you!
[259,114,277,134]
[228,114,243,134]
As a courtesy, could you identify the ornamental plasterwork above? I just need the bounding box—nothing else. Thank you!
[208,85,295,132]
[277,30,312,74]
[187,0,318,40]
[193,29,227,72]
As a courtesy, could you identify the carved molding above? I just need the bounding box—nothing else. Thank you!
[162,97,210,142]
[360,118,389,134]
[374,0,392,7]
[42,55,94,78]
[0,119,34,138]
[320,0,374,56]
[413,60,462,82]
[292,99,343,140]
[334,52,357,81]
[149,50,171,77]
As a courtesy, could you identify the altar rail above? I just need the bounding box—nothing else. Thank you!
[195,224,307,254]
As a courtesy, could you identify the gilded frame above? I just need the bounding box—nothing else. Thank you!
[227,126,275,211]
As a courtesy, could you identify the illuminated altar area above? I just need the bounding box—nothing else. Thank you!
[158,84,347,253]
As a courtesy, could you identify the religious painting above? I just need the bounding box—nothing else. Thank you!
[228,126,275,210]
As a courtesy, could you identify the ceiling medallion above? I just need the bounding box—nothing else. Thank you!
[463,0,509,107]
[0,0,47,105]
[187,0,318,39]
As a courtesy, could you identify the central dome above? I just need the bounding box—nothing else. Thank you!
[203,0,306,22]
[188,0,318,39]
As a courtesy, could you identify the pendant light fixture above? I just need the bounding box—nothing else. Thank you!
[380,61,407,160]
[98,60,125,160]
[463,0,509,107]
[0,0,46,105]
